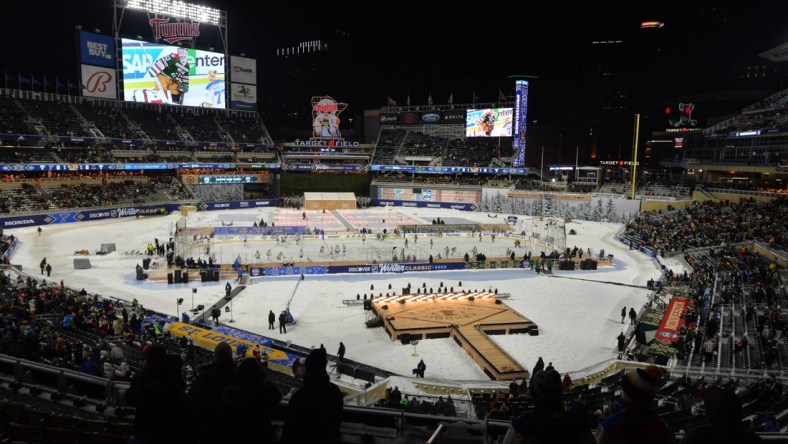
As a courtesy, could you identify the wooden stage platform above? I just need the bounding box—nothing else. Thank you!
[371,291,537,381]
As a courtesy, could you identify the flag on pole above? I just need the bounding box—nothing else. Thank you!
[427,93,433,106]
[406,95,411,106]
[56,79,64,94]
[498,89,506,102]
[387,96,397,107]
[448,92,453,105]
[472,90,479,104]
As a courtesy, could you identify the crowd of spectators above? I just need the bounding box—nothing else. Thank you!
[624,199,788,254]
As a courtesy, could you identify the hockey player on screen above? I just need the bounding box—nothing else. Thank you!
[201,70,225,108]
[142,47,190,105]
[478,109,497,136]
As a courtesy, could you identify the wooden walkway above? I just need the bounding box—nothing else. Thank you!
[372,292,535,380]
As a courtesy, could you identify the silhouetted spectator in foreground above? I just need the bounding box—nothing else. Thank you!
[595,365,676,443]
[503,368,594,444]
[188,342,237,443]
[680,386,762,444]
[221,358,282,444]
[281,347,344,444]
[128,344,192,443]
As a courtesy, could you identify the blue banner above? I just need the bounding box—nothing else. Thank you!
[371,199,478,211]
[249,265,329,277]
[248,261,469,277]
[0,162,278,172]
[369,165,527,175]
[214,225,304,236]
[198,199,281,211]
[0,204,181,229]
[79,31,116,68]
[328,262,468,274]
[285,163,369,172]
[0,134,43,142]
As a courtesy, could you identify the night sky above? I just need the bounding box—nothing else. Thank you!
[2,1,787,127]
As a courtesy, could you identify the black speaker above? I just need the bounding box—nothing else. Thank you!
[213,269,220,281]
[402,287,410,295]
[142,257,151,270]
[363,300,372,310]
[167,273,174,285]
[589,260,597,270]
[182,271,189,283]
[400,334,411,345]
[174,269,182,283]
[200,271,207,282]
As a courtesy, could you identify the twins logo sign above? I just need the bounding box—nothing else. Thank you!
[81,65,116,99]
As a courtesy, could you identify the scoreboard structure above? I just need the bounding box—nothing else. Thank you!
[75,0,258,111]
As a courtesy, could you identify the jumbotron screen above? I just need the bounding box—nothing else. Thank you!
[466,108,513,137]
[121,38,226,108]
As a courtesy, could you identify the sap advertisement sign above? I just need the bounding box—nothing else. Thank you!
[79,31,116,68]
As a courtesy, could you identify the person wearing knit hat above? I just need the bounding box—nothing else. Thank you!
[282,347,344,443]
[595,365,676,444]
[503,368,595,444]
[620,365,663,405]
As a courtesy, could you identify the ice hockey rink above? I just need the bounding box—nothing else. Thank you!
[8,205,673,381]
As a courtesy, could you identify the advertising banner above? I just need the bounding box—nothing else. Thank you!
[369,165,527,175]
[285,164,368,173]
[248,262,468,277]
[81,65,117,99]
[214,225,304,236]
[121,38,226,108]
[79,31,116,68]
[398,111,420,125]
[230,56,257,84]
[654,297,688,344]
[0,204,180,229]
[197,199,281,211]
[379,113,398,125]
[229,83,256,110]
[419,111,442,124]
[442,110,467,124]
[371,199,478,211]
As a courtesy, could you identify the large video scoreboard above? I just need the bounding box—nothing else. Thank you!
[120,38,226,108]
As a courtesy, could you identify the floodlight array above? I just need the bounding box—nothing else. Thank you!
[126,0,221,25]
